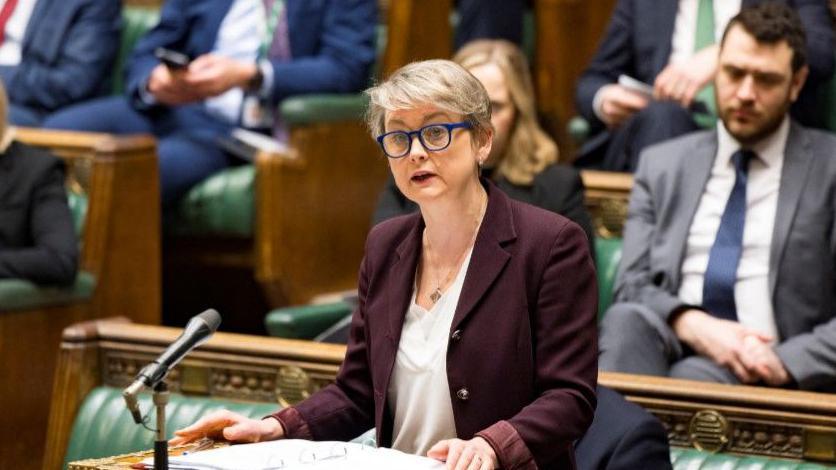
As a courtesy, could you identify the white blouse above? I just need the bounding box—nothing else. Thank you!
[388,247,474,456]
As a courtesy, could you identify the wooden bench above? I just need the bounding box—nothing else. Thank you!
[1,129,160,470]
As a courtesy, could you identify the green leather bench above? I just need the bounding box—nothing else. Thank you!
[63,386,835,469]
[264,236,625,339]
[0,191,95,311]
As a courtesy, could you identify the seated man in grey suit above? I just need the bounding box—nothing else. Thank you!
[600,3,836,392]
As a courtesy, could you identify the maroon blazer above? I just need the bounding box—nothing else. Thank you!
[273,181,598,469]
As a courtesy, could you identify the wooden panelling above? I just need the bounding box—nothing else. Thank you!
[2,130,160,470]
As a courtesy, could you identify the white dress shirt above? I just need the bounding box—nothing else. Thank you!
[202,0,264,124]
[0,0,39,66]
[669,0,741,64]
[388,248,473,457]
[678,117,789,338]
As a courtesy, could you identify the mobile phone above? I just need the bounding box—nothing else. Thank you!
[154,47,190,71]
[617,74,654,100]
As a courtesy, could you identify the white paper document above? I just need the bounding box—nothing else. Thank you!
[140,439,446,470]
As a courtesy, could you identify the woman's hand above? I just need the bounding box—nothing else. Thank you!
[428,437,499,470]
[168,409,284,446]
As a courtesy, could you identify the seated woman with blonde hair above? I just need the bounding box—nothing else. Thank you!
[172,59,598,470]
[374,39,594,247]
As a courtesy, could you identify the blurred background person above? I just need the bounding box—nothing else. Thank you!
[0,81,77,284]
[0,0,120,126]
[374,39,595,248]
[43,0,377,207]
[574,0,833,172]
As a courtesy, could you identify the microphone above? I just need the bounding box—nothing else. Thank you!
[122,309,222,423]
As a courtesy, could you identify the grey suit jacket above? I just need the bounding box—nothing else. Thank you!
[615,121,836,391]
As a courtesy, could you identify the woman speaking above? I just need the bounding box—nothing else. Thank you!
[172,60,598,470]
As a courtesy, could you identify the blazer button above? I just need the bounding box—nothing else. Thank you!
[451,329,462,341]
[456,387,470,401]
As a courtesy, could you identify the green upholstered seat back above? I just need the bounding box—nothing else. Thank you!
[594,237,622,320]
[669,448,834,469]
[67,190,87,238]
[168,165,255,237]
[112,7,161,95]
[63,387,278,467]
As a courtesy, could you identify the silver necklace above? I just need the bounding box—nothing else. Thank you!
[423,195,487,304]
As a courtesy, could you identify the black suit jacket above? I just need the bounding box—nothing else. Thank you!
[575,386,671,470]
[373,164,596,249]
[0,142,78,285]
[575,0,835,131]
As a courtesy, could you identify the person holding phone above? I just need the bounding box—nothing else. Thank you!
[43,0,377,207]
[0,0,120,126]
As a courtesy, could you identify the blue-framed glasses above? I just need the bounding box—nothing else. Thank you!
[376,121,472,158]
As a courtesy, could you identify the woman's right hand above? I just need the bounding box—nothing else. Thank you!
[169,409,284,446]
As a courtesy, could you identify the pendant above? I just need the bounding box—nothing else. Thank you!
[430,288,442,304]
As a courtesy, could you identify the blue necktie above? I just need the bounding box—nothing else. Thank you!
[702,149,755,321]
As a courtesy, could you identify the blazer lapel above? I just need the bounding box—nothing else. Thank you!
[450,183,515,332]
[668,132,716,288]
[385,215,422,344]
[768,122,812,295]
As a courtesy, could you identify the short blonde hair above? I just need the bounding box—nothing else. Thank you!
[454,40,558,186]
[365,60,493,144]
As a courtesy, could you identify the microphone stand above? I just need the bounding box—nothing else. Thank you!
[153,382,170,470]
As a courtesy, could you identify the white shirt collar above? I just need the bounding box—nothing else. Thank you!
[716,115,790,169]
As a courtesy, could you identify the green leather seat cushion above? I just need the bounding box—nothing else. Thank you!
[0,271,95,310]
[265,301,354,340]
[169,165,256,237]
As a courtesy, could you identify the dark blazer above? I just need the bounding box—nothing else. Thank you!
[373,165,596,249]
[575,0,835,131]
[0,0,120,115]
[274,180,598,469]
[125,0,377,109]
[575,386,671,470]
[0,141,78,285]
[617,122,836,391]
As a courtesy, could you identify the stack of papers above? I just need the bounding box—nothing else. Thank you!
[140,439,445,470]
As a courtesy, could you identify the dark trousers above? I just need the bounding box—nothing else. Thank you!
[576,101,699,173]
[42,97,235,206]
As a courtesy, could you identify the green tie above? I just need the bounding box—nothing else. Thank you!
[694,0,717,127]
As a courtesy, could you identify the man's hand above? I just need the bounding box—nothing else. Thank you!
[597,84,650,128]
[147,64,204,105]
[183,54,259,98]
[653,45,719,107]
[428,437,499,470]
[671,309,773,383]
[741,335,791,386]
